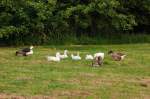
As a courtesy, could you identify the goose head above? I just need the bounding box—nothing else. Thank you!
[30,46,34,50]
[64,50,68,55]
[108,50,113,55]
[56,52,60,57]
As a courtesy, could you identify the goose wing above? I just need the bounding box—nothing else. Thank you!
[111,54,121,61]
[22,48,30,52]
[116,52,125,56]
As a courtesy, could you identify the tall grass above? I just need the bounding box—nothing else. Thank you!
[63,34,150,45]
[1,33,150,46]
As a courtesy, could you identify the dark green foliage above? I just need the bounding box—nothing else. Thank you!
[0,0,150,45]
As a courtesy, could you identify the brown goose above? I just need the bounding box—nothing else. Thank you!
[108,50,126,61]
[16,46,34,56]
[92,56,103,67]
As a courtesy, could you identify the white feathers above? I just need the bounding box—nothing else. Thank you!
[85,52,104,60]
[85,54,94,60]
[71,52,81,60]
[58,50,68,59]
[26,50,33,55]
[46,49,106,62]
[121,55,126,60]
[47,52,60,62]
[94,52,104,60]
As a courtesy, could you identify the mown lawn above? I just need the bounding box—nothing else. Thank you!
[0,44,150,99]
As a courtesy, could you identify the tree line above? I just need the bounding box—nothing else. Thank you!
[0,0,150,45]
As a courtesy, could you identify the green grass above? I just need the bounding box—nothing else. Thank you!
[0,44,150,98]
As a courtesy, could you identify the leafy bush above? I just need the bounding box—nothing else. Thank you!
[0,0,150,45]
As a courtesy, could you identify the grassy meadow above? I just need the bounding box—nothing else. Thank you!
[0,44,150,98]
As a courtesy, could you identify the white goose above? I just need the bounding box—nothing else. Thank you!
[47,52,60,62]
[85,54,94,60]
[94,52,104,60]
[58,50,68,59]
[71,52,81,60]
